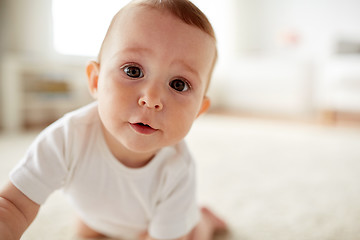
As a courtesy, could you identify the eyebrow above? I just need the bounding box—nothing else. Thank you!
[121,47,153,55]
[173,59,200,81]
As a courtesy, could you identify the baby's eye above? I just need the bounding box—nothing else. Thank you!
[169,79,190,92]
[123,66,144,78]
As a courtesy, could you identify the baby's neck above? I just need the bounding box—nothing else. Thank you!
[117,152,155,168]
[101,124,157,168]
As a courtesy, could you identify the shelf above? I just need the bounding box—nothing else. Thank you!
[1,55,91,131]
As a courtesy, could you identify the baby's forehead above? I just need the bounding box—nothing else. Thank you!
[99,2,216,61]
[110,4,184,34]
[114,2,214,37]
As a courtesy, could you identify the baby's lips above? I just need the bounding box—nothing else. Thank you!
[130,122,158,135]
[135,122,155,129]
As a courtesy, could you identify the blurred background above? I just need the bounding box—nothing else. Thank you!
[1,0,360,131]
[1,1,360,239]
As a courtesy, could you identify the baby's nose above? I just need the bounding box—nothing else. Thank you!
[138,84,164,111]
[138,93,163,111]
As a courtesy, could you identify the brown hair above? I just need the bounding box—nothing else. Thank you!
[134,0,216,39]
[98,0,217,91]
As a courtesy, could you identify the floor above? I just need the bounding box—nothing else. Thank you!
[1,114,360,240]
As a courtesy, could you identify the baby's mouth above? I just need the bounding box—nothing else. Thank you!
[136,122,152,128]
[129,122,157,135]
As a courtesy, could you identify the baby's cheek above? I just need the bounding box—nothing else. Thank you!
[173,115,194,137]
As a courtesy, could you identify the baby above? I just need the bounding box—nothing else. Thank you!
[0,0,226,239]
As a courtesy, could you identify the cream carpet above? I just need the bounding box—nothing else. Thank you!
[1,114,360,240]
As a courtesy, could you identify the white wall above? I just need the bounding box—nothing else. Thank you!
[233,0,360,58]
[2,0,53,56]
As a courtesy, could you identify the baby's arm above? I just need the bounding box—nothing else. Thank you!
[0,181,40,240]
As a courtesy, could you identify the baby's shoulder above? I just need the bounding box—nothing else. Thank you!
[158,141,195,177]
[35,102,100,146]
[63,101,99,128]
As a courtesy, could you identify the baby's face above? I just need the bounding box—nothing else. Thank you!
[90,6,216,157]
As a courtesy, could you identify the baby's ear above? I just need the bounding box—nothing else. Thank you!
[86,61,100,99]
[197,96,211,117]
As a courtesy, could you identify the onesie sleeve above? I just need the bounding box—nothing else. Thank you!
[9,120,69,205]
[148,151,200,240]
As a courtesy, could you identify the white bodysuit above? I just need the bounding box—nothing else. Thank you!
[10,102,200,240]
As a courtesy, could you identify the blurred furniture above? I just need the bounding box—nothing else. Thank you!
[211,57,314,118]
[315,56,360,123]
[0,54,91,131]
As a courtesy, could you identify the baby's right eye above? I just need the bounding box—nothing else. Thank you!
[123,65,144,78]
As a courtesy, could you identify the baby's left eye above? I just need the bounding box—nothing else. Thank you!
[169,79,190,92]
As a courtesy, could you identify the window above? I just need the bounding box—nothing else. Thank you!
[52,0,223,57]
[52,0,129,56]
